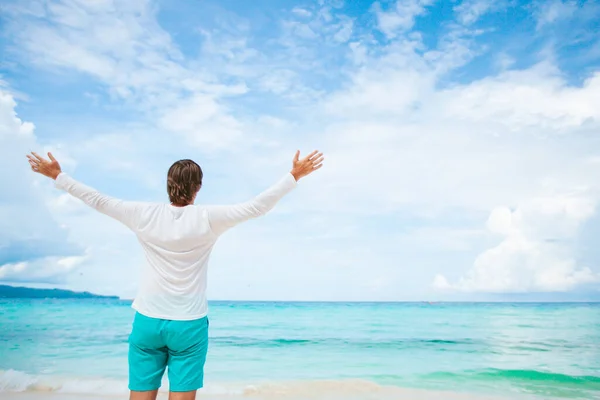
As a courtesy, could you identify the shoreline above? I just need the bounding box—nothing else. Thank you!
[0,378,535,400]
[0,388,522,400]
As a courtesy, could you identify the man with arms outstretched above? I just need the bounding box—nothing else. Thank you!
[27,150,324,400]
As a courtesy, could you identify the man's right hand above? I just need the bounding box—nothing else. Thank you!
[27,152,62,180]
[291,150,324,181]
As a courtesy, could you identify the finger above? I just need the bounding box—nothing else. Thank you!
[26,155,40,165]
[311,156,325,165]
[313,163,323,170]
[302,150,318,161]
[31,152,47,163]
[293,150,300,163]
[308,151,322,161]
[48,152,57,162]
[30,164,39,172]
[28,159,39,167]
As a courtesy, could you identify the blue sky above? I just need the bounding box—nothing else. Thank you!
[1,0,600,301]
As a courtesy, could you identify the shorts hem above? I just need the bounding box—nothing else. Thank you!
[128,385,161,392]
[169,384,204,392]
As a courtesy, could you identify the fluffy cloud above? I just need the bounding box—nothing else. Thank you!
[435,196,600,292]
[303,9,600,294]
[436,63,600,130]
[1,0,600,299]
[0,89,83,282]
[0,254,88,284]
[454,0,496,25]
[159,94,243,150]
[307,60,600,216]
[373,0,433,38]
[535,0,577,29]
[291,7,312,18]
[5,0,246,149]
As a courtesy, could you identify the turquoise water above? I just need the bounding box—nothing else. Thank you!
[0,300,599,399]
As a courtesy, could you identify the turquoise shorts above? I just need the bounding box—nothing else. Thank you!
[128,312,209,392]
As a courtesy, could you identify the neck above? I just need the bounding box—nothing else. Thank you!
[171,202,191,207]
[170,193,197,207]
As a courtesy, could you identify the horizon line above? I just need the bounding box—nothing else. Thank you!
[115,299,600,304]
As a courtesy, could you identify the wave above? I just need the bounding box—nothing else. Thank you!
[423,369,600,385]
[480,369,600,385]
[0,370,419,399]
[420,369,600,397]
[3,369,599,398]
[0,369,129,395]
[209,336,584,355]
[0,369,250,396]
[210,336,482,349]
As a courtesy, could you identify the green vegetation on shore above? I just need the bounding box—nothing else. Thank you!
[0,284,119,299]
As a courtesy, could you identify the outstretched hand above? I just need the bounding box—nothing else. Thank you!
[291,150,324,181]
[27,152,62,180]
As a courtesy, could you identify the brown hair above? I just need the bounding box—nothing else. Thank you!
[167,159,203,206]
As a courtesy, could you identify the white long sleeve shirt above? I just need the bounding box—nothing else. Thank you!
[54,172,298,320]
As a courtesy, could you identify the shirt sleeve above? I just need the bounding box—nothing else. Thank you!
[205,172,298,236]
[54,172,143,230]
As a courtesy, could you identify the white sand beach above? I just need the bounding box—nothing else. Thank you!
[0,382,532,400]
[0,392,518,400]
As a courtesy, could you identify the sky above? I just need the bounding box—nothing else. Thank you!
[1,0,599,301]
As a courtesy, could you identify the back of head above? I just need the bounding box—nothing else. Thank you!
[167,159,203,206]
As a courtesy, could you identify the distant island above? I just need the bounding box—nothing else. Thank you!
[0,284,119,299]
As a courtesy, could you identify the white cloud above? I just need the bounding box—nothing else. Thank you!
[258,69,297,95]
[323,41,433,116]
[435,196,599,292]
[6,0,246,149]
[432,274,452,290]
[399,227,484,252]
[0,90,34,137]
[0,89,84,279]
[2,0,600,299]
[486,206,513,235]
[302,18,600,295]
[159,94,243,150]
[292,7,312,18]
[333,19,353,43]
[373,0,433,38]
[454,0,495,25]
[11,0,183,97]
[284,20,319,39]
[494,52,516,71]
[309,60,600,216]
[281,5,355,48]
[256,116,290,130]
[536,0,577,29]
[0,254,88,284]
[435,63,600,130]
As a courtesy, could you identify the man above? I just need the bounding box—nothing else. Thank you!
[27,150,324,400]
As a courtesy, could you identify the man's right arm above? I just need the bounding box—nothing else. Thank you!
[27,151,143,230]
[55,173,142,230]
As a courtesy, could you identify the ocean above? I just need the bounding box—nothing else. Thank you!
[0,300,599,399]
